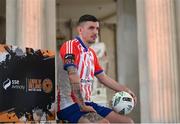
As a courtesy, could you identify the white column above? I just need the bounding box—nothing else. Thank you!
[174,0,180,122]
[136,0,151,122]
[18,0,43,48]
[43,0,56,50]
[116,0,140,122]
[6,0,56,50]
[137,0,180,122]
[6,0,17,45]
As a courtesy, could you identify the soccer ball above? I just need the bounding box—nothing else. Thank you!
[112,91,134,115]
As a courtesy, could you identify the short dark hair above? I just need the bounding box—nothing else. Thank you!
[78,14,99,25]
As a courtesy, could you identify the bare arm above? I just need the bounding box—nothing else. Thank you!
[96,72,137,104]
[67,66,96,112]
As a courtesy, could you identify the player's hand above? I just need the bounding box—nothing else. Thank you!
[80,105,96,113]
[126,89,137,105]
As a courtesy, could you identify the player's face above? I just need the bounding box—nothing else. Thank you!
[79,21,99,45]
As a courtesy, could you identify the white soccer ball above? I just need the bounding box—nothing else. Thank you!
[112,91,134,115]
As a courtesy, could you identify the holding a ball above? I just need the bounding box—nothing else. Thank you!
[112,91,135,115]
[57,14,137,123]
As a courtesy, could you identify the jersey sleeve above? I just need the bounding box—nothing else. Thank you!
[60,40,78,70]
[91,49,104,75]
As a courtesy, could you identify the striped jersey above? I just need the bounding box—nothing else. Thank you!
[60,36,103,102]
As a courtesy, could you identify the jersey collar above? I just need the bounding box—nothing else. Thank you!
[76,36,88,52]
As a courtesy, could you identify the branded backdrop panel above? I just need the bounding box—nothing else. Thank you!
[0,44,55,122]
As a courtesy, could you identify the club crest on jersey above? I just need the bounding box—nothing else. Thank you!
[64,54,75,64]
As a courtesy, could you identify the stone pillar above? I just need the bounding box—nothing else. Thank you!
[6,0,17,45]
[18,0,43,48]
[43,0,56,50]
[6,0,56,50]
[174,0,180,122]
[137,0,180,122]
[116,0,140,122]
[136,0,151,122]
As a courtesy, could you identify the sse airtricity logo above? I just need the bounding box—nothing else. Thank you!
[3,78,12,90]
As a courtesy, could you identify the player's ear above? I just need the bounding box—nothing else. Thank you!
[77,26,82,34]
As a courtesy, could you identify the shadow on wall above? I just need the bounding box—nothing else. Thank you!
[0,17,6,44]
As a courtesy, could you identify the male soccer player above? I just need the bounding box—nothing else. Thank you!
[57,14,137,123]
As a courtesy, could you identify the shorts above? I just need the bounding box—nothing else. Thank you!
[57,102,112,123]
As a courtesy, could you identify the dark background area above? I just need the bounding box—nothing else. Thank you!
[0,0,6,43]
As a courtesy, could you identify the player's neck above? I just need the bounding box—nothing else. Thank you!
[78,36,90,48]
